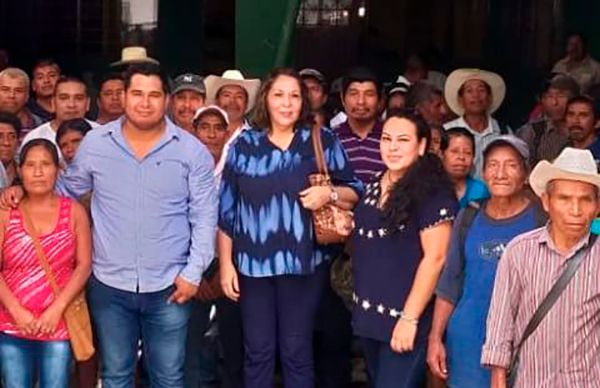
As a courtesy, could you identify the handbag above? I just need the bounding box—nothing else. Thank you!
[309,127,353,245]
[506,234,598,387]
[20,204,95,362]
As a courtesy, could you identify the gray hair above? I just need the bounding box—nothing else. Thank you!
[0,67,30,91]
[406,81,440,109]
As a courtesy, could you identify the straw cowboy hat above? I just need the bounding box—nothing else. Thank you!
[204,70,261,113]
[529,147,600,197]
[444,68,506,116]
[111,46,159,67]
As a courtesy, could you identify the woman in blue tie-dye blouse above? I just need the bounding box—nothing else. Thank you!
[217,68,363,388]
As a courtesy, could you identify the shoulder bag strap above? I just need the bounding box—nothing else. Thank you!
[311,126,330,180]
[509,233,598,368]
[19,203,62,296]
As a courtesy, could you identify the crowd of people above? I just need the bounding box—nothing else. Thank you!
[0,30,598,388]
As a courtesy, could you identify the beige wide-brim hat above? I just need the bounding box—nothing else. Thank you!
[204,70,261,113]
[529,147,600,197]
[444,68,506,116]
[111,46,159,67]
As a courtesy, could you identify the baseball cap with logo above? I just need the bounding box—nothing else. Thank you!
[172,73,206,96]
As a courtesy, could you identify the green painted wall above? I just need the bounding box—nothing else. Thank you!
[235,0,300,78]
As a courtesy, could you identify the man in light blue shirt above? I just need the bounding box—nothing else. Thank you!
[4,64,218,388]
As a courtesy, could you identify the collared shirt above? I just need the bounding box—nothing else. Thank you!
[552,56,600,92]
[443,116,508,179]
[334,120,385,183]
[56,117,218,293]
[18,107,44,141]
[214,120,251,187]
[481,227,600,388]
[516,117,569,166]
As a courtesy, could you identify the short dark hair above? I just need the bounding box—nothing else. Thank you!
[0,111,22,138]
[56,118,92,144]
[55,76,89,96]
[19,138,59,168]
[341,67,381,97]
[98,72,124,91]
[440,127,475,154]
[567,95,596,118]
[251,67,312,130]
[124,64,170,95]
[32,59,61,76]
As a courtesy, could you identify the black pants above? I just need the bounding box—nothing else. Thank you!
[215,297,245,388]
[314,281,353,388]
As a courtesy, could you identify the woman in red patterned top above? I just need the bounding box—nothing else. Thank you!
[0,138,92,388]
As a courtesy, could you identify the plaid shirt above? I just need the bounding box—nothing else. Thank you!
[481,226,600,388]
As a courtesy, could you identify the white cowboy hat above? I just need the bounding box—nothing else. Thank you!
[111,46,159,67]
[204,70,261,113]
[529,147,600,197]
[444,68,506,116]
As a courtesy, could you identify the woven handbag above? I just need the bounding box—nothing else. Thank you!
[20,204,95,361]
[309,127,353,245]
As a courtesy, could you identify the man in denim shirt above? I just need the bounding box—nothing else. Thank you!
[4,64,218,388]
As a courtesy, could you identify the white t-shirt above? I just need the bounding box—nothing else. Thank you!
[20,119,98,161]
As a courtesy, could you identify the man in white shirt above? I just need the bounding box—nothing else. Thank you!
[443,68,508,178]
[552,33,600,93]
[21,76,96,159]
[204,70,260,183]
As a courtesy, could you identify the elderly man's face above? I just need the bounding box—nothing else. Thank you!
[542,179,599,240]
[0,76,28,114]
[458,79,492,116]
[482,145,527,198]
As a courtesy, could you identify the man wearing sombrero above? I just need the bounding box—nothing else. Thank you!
[482,147,600,387]
[443,69,509,178]
[204,69,260,184]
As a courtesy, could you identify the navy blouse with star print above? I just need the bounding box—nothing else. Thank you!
[349,174,458,343]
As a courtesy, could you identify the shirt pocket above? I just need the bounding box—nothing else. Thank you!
[146,158,188,199]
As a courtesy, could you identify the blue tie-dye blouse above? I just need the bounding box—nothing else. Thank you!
[218,127,364,277]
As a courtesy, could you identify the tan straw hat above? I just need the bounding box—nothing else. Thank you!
[204,70,261,113]
[444,68,506,116]
[529,147,600,197]
[111,46,159,67]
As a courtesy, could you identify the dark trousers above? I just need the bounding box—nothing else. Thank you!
[314,282,353,388]
[215,298,245,388]
[239,264,327,388]
[360,337,426,388]
[184,300,220,388]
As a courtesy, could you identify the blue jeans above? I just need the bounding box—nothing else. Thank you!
[0,333,72,388]
[87,275,191,388]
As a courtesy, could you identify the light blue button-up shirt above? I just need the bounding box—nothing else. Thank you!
[56,117,218,292]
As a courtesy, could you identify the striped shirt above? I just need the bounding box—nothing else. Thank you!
[481,226,600,388]
[443,116,508,179]
[334,120,385,183]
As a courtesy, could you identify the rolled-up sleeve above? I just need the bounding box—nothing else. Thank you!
[324,129,364,197]
[435,209,467,305]
[179,146,218,286]
[481,241,522,369]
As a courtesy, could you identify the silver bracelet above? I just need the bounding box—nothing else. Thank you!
[399,311,419,326]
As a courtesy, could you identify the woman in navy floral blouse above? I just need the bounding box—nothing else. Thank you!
[349,109,458,388]
[218,68,363,388]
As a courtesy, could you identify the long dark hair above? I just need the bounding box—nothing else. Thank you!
[382,109,454,229]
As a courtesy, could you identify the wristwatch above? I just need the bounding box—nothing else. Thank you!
[329,186,339,203]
